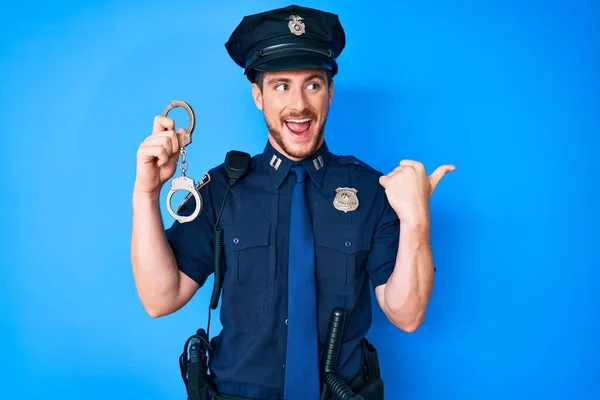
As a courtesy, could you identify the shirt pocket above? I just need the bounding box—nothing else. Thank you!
[314,223,373,295]
[221,222,276,332]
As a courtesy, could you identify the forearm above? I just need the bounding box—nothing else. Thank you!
[383,220,435,331]
[130,189,181,315]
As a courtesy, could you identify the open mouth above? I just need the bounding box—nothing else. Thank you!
[284,117,313,136]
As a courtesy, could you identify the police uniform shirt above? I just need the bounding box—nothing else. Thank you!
[165,140,400,399]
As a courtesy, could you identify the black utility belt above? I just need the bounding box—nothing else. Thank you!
[182,308,384,400]
[212,372,383,400]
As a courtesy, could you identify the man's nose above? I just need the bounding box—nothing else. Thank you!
[289,88,308,112]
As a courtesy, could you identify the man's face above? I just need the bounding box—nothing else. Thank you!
[252,68,334,161]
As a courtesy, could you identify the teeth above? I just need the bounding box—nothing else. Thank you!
[286,118,312,123]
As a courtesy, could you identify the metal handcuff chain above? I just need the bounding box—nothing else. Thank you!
[162,100,202,224]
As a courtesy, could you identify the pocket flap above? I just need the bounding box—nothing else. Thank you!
[315,224,373,255]
[223,222,271,251]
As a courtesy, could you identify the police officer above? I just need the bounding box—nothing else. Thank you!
[131,4,455,400]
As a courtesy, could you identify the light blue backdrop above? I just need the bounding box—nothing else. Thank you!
[1,0,598,399]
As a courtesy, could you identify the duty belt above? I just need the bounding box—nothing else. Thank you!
[180,308,384,400]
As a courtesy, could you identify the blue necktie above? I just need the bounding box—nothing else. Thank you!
[284,165,320,400]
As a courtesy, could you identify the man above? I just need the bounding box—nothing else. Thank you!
[131,4,454,400]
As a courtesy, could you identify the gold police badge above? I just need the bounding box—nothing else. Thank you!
[333,187,359,213]
[287,15,305,36]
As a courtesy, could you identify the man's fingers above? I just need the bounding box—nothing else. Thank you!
[382,162,415,186]
[400,159,427,174]
[379,175,389,188]
[153,115,175,134]
[138,145,171,167]
[174,128,186,150]
[399,159,417,166]
[429,164,456,193]
[144,131,180,156]
[383,161,455,192]
[150,128,185,153]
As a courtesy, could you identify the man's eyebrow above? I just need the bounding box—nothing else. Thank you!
[265,74,326,86]
[305,74,326,82]
[266,77,291,85]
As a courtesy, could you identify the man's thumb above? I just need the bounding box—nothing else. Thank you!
[429,165,456,193]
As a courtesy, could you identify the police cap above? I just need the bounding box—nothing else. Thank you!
[225,4,346,82]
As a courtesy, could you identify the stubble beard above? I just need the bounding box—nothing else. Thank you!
[265,114,327,160]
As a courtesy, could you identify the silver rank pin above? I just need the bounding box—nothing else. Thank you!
[333,187,359,213]
[287,15,305,36]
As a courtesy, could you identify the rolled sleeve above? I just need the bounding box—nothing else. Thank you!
[365,191,400,289]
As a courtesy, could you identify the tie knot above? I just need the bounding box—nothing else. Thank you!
[293,165,307,183]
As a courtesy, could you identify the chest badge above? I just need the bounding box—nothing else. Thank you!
[333,187,359,213]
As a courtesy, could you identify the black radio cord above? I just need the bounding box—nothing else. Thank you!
[321,307,363,400]
[206,184,230,339]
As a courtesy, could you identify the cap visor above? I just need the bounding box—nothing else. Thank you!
[251,52,334,73]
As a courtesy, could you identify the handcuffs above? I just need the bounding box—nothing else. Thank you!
[162,100,202,224]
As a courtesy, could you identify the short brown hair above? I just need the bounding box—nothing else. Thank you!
[253,69,333,91]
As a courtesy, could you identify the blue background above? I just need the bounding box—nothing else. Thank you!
[1,0,598,399]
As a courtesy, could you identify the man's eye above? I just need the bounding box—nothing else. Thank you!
[275,84,288,91]
[307,83,320,90]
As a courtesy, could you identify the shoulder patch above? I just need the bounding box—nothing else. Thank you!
[175,172,211,213]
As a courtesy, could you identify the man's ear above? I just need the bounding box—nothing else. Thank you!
[252,83,263,111]
[328,79,334,106]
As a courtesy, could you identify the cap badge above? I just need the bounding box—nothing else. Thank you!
[333,187,359,213]
[287,15,306,36]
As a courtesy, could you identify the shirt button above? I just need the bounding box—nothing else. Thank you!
[345,240,352,247]
[285,318,288,325]
[233,238,239,244]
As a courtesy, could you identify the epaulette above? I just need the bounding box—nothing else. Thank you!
[335,155,379,174]
[175,172,211,213]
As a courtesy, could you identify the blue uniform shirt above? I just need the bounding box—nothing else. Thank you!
[165,140,400,399]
